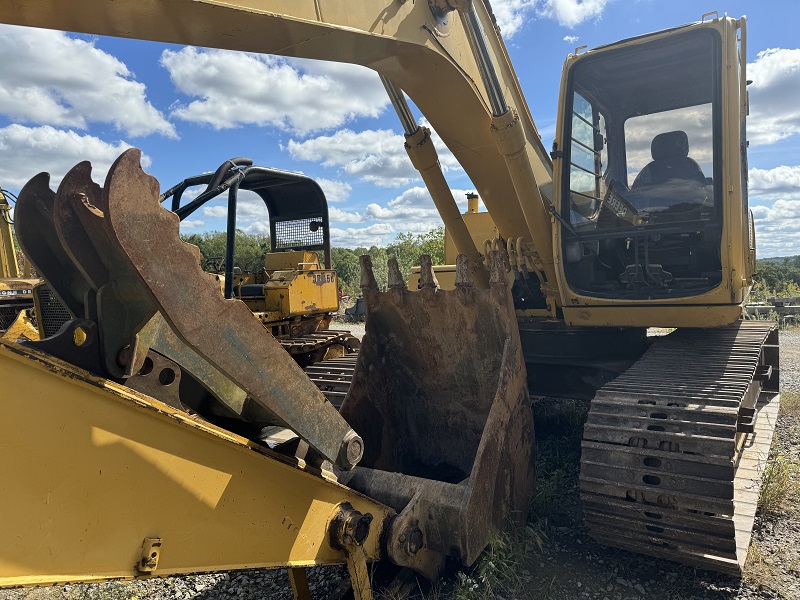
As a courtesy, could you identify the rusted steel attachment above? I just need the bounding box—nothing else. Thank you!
[13,149,363,471]
[339,252,535,577]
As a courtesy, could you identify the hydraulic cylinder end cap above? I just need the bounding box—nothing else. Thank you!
[338,430,364,470]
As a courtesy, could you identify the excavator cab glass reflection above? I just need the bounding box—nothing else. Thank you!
[561,28,724,299]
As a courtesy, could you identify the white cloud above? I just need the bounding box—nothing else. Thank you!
[329,206,364,223]
[491,0,606,36]
[544,0,606,28]
[316,178,352,203]
[747,165,800,257]
[200,189,271,233]
[326,185,481,247]
[330,223,395,248]
[180,219,204,230]
[160,48,387,134]
[286,124,461,187]
[750,165,800,200]
[0,124,149,189]
[748,48,800,146]
[202,206,228,219]
[287,129,417,187]
[0,25,175,138]
[563,35,579,44]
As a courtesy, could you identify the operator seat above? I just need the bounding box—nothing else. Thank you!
[631,130,706,189]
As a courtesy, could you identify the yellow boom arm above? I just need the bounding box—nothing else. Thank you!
[0,0,559,308]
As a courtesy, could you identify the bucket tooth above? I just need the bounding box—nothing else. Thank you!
[387,258,406,291]
[339,251,534,577]
[455,254,474,288]
[359,254,378,292]
[488,250,508,286]
[418,254,439,290]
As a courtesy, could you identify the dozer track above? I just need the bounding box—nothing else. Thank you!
[279,329,360,363]
[580,320,780,575]
[306,350,359,408]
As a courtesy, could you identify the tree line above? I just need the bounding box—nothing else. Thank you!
[181,228,445,297]
[751,256,800,301]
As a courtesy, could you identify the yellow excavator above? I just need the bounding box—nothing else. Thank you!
[0,1,780,595]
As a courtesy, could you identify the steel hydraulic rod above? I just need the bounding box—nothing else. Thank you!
[381,76,488,286]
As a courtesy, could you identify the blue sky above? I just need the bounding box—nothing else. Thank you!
[0,0,798,255]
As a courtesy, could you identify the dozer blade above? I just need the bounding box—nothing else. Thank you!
[338,253,535,578]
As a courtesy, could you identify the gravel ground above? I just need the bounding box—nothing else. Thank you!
[2,325,797,599]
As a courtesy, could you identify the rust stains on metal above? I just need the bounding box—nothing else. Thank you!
[100,149,363,470]
[338,252,535,577]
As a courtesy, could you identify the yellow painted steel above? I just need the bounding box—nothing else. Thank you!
[0,189,18,278]
[444,212,498,266]
[561,304,745,329]
[0,308,39,342]
[264,251,320,273]
[0,0,554,295]
[262,270,340,318]
[0,340,392,588]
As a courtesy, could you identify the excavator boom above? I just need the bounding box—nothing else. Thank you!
[0,0,559,306]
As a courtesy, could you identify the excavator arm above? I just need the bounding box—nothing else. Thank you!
[0,0,560,309]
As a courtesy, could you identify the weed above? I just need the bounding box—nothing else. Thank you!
[759,455,800,515]
[780,391,800,416]
[450,525,545,600]
[743,542,776,587]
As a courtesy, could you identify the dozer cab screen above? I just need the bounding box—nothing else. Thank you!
[560,28,723,299]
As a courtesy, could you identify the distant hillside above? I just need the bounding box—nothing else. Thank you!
[757,256,800,266]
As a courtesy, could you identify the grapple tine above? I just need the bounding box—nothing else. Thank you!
[13,173,87,320]
[53,162,109,293]
[100,149,363,470]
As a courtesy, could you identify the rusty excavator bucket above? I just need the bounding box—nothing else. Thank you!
[338,253,535,577]
[13,149,534,579]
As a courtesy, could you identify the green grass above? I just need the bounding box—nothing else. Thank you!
[780,391,800,416]
[451,525,545,600]
[743,542,776,587]
[445,399,588,600]
[759,455,800,515]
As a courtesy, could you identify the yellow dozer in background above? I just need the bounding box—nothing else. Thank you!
[0,187,37,332]
[160,158,360,365]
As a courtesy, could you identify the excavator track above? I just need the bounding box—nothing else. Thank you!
[580,320,780,575]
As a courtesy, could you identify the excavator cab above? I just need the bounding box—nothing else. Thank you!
[554,16,751,327]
